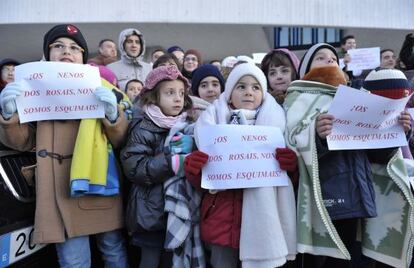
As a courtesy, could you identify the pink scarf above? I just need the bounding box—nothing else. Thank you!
[143,104,187,129]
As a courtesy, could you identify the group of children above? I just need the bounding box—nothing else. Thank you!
[1,23,413,268]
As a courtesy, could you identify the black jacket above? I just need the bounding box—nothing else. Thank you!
[399,33,414,70]
[316,136,395,220]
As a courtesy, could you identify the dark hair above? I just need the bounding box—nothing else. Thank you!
[125,79,143,91]
[153,53,180,69]
[98,39,116,47]
[261,51,298,81]
[139,80,193,112]
[380,49,394,56]
[340,35,355,45]
[151,47,165,56]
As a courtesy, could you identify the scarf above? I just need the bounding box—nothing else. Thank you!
[70,78,131,196]
[144,104,187,129]
[284,79,414,267]
[302,66,347,87]
[195,93,296,267]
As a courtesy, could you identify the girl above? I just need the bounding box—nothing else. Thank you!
[184,63,298,267]
[121,65,195,268]
[125,78,144,102]
[261,49,300,104]
[284,43,412,267]
[189,64,225,119]
[182,49,203,80]
[0,24,128,268]
[153,53,180,69]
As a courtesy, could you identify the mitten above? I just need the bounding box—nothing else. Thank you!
[183,150,209,176]
[276,148,298,173]
[0,82,23,119]
[93,86,118,122]
[171,154,188,177]
[170,133,194,154]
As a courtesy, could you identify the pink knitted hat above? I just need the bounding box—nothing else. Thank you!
[142,65,190,93]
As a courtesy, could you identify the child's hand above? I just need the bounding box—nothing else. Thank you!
[276,148,297,173]
[170,133,194,154]
[399,111,412,134]
[316,114,334,139]
[184,150,209,176]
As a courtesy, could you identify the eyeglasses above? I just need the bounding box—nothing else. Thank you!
[49,43,84,54]
[184,56,198,62]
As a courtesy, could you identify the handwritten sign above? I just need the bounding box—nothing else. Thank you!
[347,47,380,71]
[327,85,410,150]
[197,125,289,190]
[15,62,104,123]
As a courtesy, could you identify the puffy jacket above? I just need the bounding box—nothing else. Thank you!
[120,110,174,247]
[186,172,242,249]
[316,136,395,220]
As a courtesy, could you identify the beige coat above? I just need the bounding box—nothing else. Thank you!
[0,111,128,244]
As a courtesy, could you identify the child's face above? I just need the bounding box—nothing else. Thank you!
[310,49,338,70]
[267,65,292,102]
[157,60,178,68]
[230,75,263,110]
[1,65,15,84]
[126,81,143,101]
[49,37,83,64]
[158,80,185,116]
[198,76,221,103]
[183,54,198,72]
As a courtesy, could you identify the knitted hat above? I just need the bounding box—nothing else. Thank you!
[221,56,238,68]
[95,64,118,87]
[298,43,339,78]
[191,64,225,96]
[224,63,267,102]
[43,24,88,63]
[167,46,184,54]
[362,68,413,99]
[142,65,189,93]
[184,49,203,65]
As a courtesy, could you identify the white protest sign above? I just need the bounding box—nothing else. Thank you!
[347,47,380,71]
[197,125,289,190]
[408,108,414,121]
[15,62,104,123]
[327,85,410,150]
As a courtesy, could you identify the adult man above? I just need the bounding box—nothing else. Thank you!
[88,39,118,66]
[107,28,151,91]
[379,49,397,69]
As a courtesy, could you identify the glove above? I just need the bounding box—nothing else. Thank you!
[275,148,298,173]
[93,87,118,122]
[0,82,23,119]
[184,150,209,176]
[170,133,194,154]
[171,154,188,177]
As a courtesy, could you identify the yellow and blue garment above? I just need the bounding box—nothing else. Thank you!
[70,79,131,197]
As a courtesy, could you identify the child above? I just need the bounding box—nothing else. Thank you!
[0,24,128,267]
[284,43,412,267]
[189,64,225,119]
[125,79,143,102]
[184,63,298,267]
[121,65,195,268]
[0,58,20,91]
[153,53,180,69]
[261,49,300,104]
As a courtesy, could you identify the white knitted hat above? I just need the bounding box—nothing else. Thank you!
[224,63,268,102]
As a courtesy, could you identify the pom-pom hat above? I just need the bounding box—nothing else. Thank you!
[362,68,413,99]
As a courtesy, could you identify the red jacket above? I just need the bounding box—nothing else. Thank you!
[186,172,242,249]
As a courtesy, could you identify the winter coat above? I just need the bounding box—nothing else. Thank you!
[316,136,395,220]
[120,110,174,248]
[0,112,129,244]
[399,33,414,70]
[107,28,152,91]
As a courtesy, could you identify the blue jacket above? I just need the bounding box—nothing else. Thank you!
[316,136,395,220]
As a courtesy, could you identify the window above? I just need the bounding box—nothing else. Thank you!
[274,27,343,50]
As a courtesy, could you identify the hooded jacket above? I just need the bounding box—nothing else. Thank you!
[107,28,151,91]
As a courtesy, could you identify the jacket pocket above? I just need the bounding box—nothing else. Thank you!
[78,196,115,210]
